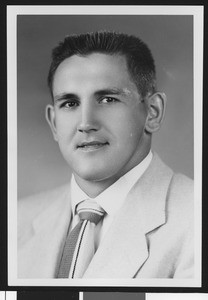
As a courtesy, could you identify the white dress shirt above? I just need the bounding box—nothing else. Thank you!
[71,151,153,250]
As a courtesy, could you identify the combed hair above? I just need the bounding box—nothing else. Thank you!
[47,31,156,98]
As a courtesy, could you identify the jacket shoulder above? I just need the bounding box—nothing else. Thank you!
[170,172,193,195]
[18,184,71,228]
[167,173,194,227]
[169,173,193,206]
[149,154,194,222]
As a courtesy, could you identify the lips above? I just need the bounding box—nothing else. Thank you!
[77,141,109,150]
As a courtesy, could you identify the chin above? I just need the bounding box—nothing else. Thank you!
[73,164,115,182]
[75,170,107,182]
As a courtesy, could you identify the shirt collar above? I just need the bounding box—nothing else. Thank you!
[71,151,153,217]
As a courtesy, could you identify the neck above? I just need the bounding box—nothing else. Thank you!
[74,176,120,198]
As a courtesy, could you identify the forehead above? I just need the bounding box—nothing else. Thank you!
[55,52,129,74]
[52,53,137,95]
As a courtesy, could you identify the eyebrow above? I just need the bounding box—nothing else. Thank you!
[94,88,130,97]
[54,93,78,104]
[54,88,130,103]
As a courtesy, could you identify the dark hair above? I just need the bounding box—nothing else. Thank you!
[47,31,156,99]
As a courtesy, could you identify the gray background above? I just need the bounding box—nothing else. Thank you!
[17,15,193,198]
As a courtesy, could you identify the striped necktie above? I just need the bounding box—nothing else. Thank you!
[57,199,105,278]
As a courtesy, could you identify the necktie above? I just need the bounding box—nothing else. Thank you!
[57,199,105,278]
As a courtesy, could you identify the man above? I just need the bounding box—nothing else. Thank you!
[18,31,194,279]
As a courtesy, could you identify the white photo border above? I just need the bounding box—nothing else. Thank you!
[7,5,203,287]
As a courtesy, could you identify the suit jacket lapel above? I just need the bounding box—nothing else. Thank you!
[84,154,174,278]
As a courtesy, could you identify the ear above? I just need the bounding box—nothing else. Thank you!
[45,104,58,142]
[145,92,166,134]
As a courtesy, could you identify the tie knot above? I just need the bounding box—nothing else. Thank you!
[76,199,105,225]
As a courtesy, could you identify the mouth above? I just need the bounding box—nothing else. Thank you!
[77,141,109,151]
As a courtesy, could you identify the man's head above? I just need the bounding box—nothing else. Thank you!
[46,31,166,196]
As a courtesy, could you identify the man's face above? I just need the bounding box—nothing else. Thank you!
[47,53,150,186]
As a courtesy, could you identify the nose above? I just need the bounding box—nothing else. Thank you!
[78,122,98,133]
[77,102,100,133]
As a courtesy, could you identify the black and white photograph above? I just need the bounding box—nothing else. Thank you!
[7,5,203,287]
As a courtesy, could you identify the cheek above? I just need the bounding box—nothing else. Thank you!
[113,112,146,145]
[122,127,144,149]
[55,115,76,140]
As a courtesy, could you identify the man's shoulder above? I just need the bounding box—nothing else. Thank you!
[151,153,193,188]
[18,183,71,226]
[149,153,194,212]
[170,172,193,196]
[143,154,194,245]
[168,172,194,215]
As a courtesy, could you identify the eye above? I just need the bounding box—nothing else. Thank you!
[60,100,79,109]
[100,97,119,104]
